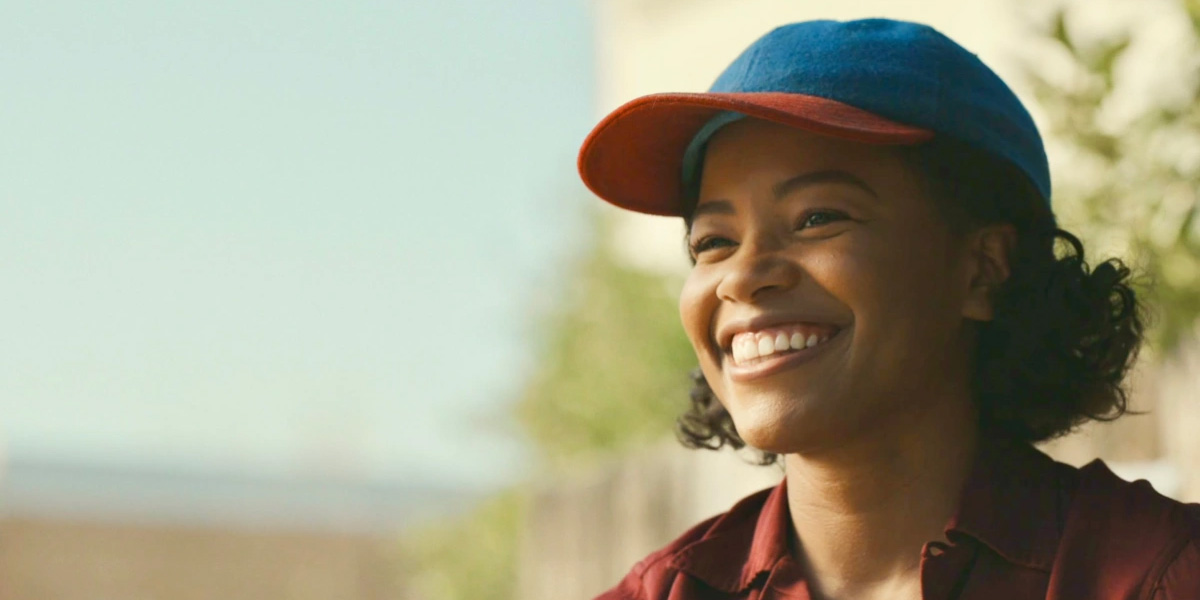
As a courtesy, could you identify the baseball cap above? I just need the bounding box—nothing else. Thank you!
[577,18,1050,217]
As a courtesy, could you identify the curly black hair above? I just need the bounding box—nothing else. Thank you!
[676,136,1146,464]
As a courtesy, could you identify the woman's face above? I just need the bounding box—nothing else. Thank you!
[679,118,982,454]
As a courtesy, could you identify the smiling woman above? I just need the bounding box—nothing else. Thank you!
[576,18,1199,600]
[677,128,1141,464]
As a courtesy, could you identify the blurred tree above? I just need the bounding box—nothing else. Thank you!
[400,491,525,600]
[514,212,696,466]
[1024,0,1200,351]
[400,213,694,600]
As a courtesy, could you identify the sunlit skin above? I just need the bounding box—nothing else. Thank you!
[678,118,1014,600]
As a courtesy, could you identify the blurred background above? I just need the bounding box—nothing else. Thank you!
[2,0,1199,598]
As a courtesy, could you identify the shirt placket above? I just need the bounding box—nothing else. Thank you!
[754,554,812,600]
[920,539,978,600]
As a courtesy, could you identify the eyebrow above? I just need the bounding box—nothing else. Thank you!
[689,169,878,221]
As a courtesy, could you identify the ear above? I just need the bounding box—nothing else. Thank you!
[960,224,1016,321]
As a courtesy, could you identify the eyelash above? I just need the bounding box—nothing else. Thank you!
[688,209,849,257]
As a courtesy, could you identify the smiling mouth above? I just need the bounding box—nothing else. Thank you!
[727,323,842,367]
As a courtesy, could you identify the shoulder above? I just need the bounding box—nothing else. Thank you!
[593,485,776,600]
[1151,514,1200,599]
[1052,459,1200,598]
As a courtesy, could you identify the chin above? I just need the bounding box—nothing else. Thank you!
[727,397,817,454]
[724,388,856,455]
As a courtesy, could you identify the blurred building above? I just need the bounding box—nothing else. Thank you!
[519,1,1200,598]
[0,454,474,600]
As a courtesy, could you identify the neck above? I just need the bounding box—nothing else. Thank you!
[783,392,979,600]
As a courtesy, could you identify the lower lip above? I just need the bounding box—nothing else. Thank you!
[724,329,843,383]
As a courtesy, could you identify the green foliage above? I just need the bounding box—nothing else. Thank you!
[1025,1,1200,350]
[515,214,697,466]
[400,214,695,600]
[400,491,525,600]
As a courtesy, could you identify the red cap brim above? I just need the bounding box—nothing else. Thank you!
[577,92,935,216]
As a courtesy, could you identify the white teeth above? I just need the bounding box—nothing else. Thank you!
[744,338,760,359]
[729,327,838,365]
[731,337,759,365]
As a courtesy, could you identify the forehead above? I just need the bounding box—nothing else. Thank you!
[698,118,918,191]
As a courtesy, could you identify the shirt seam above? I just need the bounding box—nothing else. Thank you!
[1140,529,1200,599]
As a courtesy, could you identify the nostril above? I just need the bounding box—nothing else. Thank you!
[715,255,803,304]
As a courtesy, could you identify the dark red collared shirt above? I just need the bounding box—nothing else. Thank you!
[596,443,1200,600]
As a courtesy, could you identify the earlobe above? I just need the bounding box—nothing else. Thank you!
[961,224,1016,321]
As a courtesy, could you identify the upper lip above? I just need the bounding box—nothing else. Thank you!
[715,313,846,353]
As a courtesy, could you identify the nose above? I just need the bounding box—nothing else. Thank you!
[714,232,802,304]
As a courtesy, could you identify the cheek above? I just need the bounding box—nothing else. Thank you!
[678,271,716,348]
[678,270,725,384]
[868,229,960,317]
[826,225,964,368]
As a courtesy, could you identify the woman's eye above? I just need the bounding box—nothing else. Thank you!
[797,210,848,230]
[689,235,735,256]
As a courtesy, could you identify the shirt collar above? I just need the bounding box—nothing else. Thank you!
[667,441,1073,591]
[944,440,1074,571]
[669,478,792,593]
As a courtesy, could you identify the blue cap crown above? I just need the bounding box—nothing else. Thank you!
[708,19,1050,202]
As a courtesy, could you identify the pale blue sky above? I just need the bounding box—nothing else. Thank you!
[0,0,594,490]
